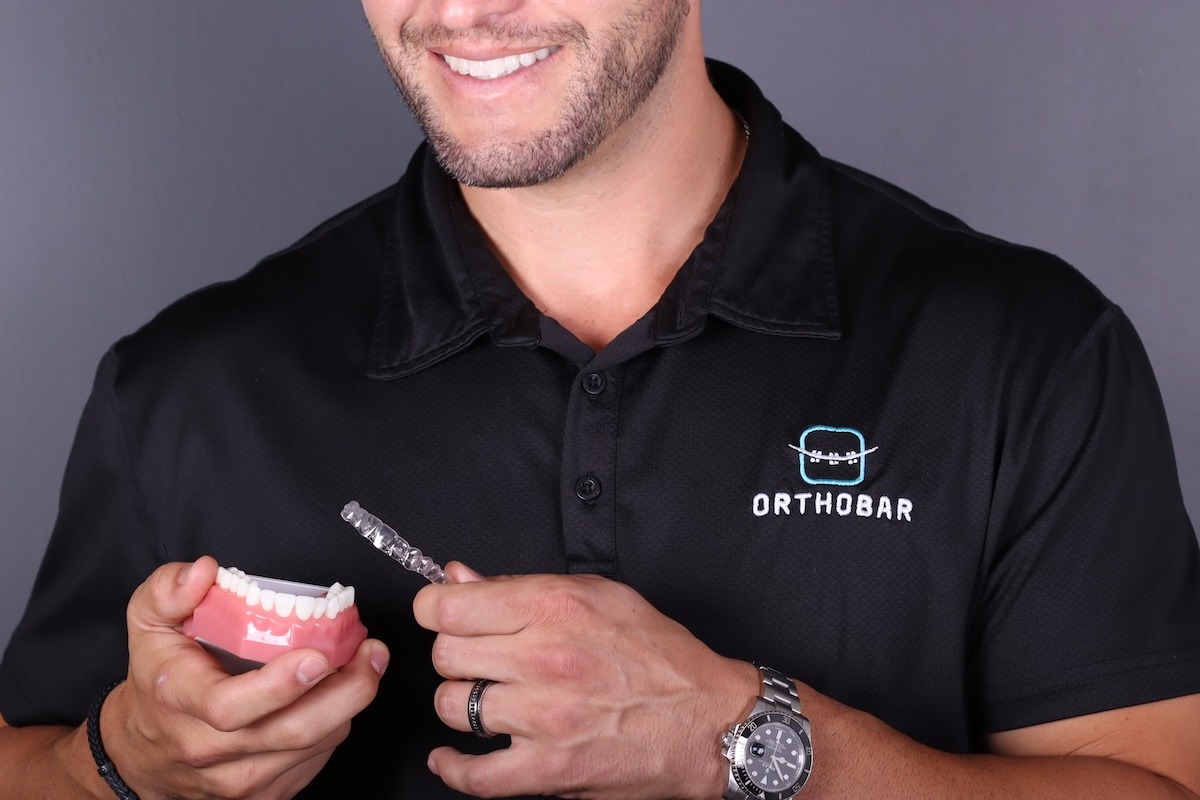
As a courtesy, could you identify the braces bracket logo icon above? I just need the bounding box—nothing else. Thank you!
[789,426,878,486]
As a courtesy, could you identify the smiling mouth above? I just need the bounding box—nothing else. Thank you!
[442,46,560,80]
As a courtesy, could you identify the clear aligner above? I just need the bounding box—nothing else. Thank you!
[340,501,447,584]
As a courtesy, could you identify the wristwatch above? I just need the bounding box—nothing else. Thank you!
[721,664,813,800]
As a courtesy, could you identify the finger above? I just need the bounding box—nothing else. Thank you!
[429,744,555,799]
[239,638,387,752]
[186,721,349,799]
[414,574,559,637]
[430,631,527,683]
[434,679,514,737]
[127,557,219,634]
[154,643,338,731]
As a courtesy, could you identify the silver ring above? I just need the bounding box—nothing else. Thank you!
[466,679,496,738]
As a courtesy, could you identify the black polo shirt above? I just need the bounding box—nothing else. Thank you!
[3,61,1198,798]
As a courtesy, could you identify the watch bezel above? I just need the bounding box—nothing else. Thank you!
[729,710,813,800]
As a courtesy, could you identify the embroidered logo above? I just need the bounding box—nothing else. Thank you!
[789,426,879,486]
[751,425,913,522]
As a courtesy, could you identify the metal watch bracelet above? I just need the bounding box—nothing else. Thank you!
[756,663,804,715]
[722,664,813,800]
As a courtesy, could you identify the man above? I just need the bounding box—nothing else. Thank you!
[1,1,1198,798]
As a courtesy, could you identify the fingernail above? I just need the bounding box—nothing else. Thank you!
[370,645,390,676]
[427,753,440,776]
[177,561,194,586]
[296,656,327,686]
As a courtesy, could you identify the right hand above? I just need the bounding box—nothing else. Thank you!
[101,556,390,800]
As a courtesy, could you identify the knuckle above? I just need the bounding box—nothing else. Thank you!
[609,578,643,605]
[275,715,320,751]
[433,683,458,723]
[529,642,585,682]
[199,694,239,732]
[433,593,470,631]
[176,736,222,770]
[542,580,592,623]
[430,635,455,673]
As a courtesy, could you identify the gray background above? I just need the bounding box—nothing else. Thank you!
[1,2,1197,657]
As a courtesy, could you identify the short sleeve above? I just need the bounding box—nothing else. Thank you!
[970,307,1200,733]
[0,349,165,726]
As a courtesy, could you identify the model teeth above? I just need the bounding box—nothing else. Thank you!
[442,46,558,80]
[214,566,354,620]
[274,593,296,618]
[293,595,313,621]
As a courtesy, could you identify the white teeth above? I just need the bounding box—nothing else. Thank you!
[217,566,354,620]
[274,593,296,619]
[295,595,315,622]
[442,46,557,81]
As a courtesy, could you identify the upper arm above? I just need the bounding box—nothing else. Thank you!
[987,694,1200,794]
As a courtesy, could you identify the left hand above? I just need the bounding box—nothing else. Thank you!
[413,563,757,799]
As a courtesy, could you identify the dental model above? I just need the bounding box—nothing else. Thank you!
[183,566,367,673]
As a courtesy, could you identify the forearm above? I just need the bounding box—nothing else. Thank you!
[0,722,110,800]
[799,690,1198,800]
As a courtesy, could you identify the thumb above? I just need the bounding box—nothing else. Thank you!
[128,556,219,632]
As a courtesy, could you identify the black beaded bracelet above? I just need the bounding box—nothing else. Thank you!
[86,678,141,800]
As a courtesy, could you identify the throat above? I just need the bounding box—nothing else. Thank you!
[544,293,658,354]
[517,262,675,353]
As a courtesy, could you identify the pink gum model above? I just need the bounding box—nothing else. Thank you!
[182,566,367,673]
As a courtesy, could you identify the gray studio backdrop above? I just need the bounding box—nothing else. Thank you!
[1,2,1197,656]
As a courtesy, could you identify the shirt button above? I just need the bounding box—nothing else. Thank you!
[582,372,606,395]
[575,475,602,501]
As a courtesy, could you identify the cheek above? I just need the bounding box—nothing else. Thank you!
[361,0,421,38]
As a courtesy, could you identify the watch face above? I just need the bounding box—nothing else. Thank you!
[732,712,813,800]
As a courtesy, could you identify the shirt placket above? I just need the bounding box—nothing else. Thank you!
[559,363,621,576]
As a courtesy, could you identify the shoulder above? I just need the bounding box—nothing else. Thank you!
[106,183,397,397]
[822,155,1114,357]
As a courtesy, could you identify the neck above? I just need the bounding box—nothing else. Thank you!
[460,51,746,353]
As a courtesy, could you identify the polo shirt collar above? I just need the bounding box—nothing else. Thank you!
[369,59,840,380]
